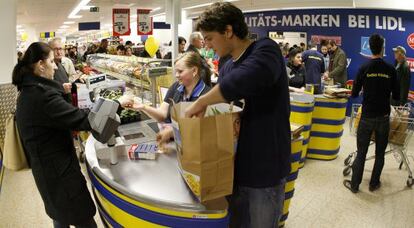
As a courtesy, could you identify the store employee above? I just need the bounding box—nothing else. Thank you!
[185,2,291,228]
[120,51,211,143]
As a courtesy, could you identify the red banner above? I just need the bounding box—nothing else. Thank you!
[112,8,131,36]
[407,33,414,50]
[406,57,414,72]
[137,9,153,35]
[311,35,342,46]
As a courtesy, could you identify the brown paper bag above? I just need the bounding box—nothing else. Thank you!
[3,114,29,171]
[171,102,242,202]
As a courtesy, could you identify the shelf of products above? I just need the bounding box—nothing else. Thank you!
[87,54,174,106]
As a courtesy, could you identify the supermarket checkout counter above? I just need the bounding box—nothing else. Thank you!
[307,95,348,160]
[85,117,229,227]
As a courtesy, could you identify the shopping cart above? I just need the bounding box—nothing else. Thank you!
[343,103,414,187]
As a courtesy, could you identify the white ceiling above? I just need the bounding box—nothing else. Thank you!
[16,0,414,37]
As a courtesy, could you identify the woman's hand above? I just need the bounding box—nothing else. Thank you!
[63,83,72,94]
[131,97,145,111]
[117,94,134,108]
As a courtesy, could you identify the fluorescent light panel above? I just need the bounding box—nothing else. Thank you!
[68,0,90,19]
[81,5,95,10]
[64,21,75,25]
[60,25,70,29]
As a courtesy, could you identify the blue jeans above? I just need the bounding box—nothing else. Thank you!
[229,179,286,228]
[351,116,390,189]
[53,218,97,228]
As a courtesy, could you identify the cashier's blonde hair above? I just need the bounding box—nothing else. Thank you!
[174,52,211,86]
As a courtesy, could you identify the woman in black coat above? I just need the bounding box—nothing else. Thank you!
[13,42,96,227]
[286,48,306,93]
[12,42,104,228]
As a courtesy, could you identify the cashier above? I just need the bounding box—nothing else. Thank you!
[286,48,306,93]
[121,51,211,143]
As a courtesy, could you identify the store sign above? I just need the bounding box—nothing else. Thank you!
[407,33,414,50]
[112,8,130,36]
[137,9,153,35]
[407,58,414,72]
[360,36,386,58]
[311,35,342,46]
[40,32,55,38]
[245,9,414,91]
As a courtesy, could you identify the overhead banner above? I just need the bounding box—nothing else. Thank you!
[244,9,414,90]
[40,32,55,39]
[137,9,153,35]
[112,8,130,36]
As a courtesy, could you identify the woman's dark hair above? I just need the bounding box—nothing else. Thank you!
[288,48,302,66]
[178,36,186,45]
[116,44,126,51]
[369,34,384,55]
[12,42,52,90]
[196,2,248,39]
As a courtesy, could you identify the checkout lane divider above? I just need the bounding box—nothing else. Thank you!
[87,165,229,228]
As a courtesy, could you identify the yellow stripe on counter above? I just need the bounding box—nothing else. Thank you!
[285,181,295,193]
[311,123,344,133]
[312,107,347,120]
[94,189,167,227]
[307,153,338,160]
[308,137,341,151]
[93,172,228,219]
[282,198,291,215]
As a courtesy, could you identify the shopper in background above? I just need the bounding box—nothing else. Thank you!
[391,46,411,106]
[163,36,187,60]
[17,51,24,63]
[344,34,400,193]
[125,46,133,56]
[302,43,325,94]
[125,40,133,47]
[186,32,204,53]
[324,40,348,87]
[320,40,330,72]
[300,42,306,51]
[82,43,97,62]
[116,44,126,55]
[201,45,215,60]
[96,38,109,54]
[287,48,306,92]
[120,52,211,145]
[12,42,103,228]
[185,2,291,227]
[49,38,75,93]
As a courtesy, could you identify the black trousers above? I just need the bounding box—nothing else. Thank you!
[53,218,97,228]
[351,115,390,189]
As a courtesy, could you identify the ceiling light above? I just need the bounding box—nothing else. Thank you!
[183,0,238,10]
[64,21,75,25]
[152,7,161,12]
[131,14,137,18]
[68,0,90,19]
[16,25,22,29]
[60,25,70,29]
[81,5,95,10]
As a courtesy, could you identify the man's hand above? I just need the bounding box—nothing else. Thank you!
[63,83,72,94]
[185,99,207,118]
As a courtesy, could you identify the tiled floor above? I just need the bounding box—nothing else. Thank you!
[0,118,413,227]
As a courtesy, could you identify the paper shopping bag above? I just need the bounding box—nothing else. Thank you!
[3,114,29,171]
[171,102,242,202]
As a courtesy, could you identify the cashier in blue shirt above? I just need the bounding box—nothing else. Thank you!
[121,51,211,144]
